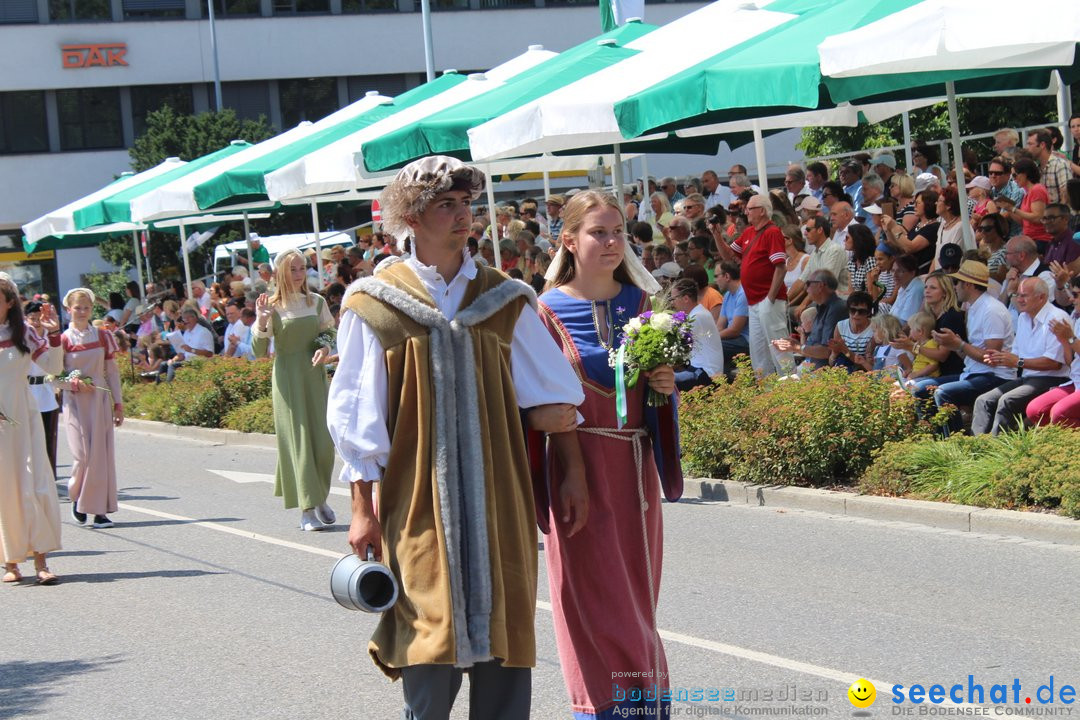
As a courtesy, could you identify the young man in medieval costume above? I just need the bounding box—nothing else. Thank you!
[327,156,588,720]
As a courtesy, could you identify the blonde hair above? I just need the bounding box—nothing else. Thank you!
[269,248,313,308]
[922,271,960,316]
[909,311,936,336]
[892,173,915,198]
[871,313,902,343]
[548,190,632,289]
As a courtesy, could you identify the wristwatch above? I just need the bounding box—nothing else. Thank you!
[1017,358,1025,370]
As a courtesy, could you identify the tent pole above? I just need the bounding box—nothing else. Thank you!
[486,164,498,244]
[946,81,974,251]
[131,229,145,303]
[311,202,323,288]
[542,170,552,201]
[753,121,768,192]
[243,211,253,271]
[639,153,651,223]
[901,111,913,170]
[180,221,193,301]
[612,143,624,207]
[1056,71,1071,152]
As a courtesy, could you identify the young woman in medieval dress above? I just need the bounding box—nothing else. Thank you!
[535,190,684,719]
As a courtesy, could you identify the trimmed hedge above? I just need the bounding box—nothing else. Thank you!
[124,356,274,431]
[859,424,1080,518]
[679,360,936,485]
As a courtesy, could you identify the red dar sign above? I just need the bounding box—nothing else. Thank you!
[61,43,128,69]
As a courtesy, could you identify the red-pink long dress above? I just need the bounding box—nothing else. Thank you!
[61,327,122,517]
[537,284,670,719]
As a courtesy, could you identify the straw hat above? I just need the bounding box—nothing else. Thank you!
[948,260,989,288]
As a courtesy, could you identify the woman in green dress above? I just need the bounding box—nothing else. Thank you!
[253,249,337,531]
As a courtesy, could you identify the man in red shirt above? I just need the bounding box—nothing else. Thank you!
[716,194,792,375]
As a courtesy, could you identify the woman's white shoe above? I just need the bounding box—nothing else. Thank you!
[314,503,336,526]
[300,509,325,532]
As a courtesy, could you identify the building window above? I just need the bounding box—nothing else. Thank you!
[272,0,330,14]
[201,0,262,17]
[49,0,111,21]
[209,81,272,123]
[122,0,185,18]
[342,0,397,12]
[0,0,38,23]
[279,77,338,127]
[0,92,49,154]
[346,74,413,102]
[132,84,194,136]
[56,87,123,151]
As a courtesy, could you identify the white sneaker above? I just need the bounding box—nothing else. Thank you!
[299,509,325,532]
[314,503,336,526]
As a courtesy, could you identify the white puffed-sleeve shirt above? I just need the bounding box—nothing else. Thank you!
[327,251,584,484]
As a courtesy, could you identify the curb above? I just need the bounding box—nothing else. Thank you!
[685,478,1080,546]
[119,421,1080,547]
[120,418,278,450]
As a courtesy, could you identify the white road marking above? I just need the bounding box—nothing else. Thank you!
[118,500,895,695]
[206,469,351,497]
[117,502,342,559]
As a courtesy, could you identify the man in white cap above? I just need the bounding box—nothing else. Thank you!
[327,155,585,720]
[871,152,897,197]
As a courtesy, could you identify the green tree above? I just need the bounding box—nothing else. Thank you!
[99,108,276,282]
[798,94,1072,165]
[128,106,275,172]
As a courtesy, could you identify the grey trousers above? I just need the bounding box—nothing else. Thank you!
[400,661,531,720]
[971,377,1064,435]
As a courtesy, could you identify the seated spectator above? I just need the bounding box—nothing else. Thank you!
[669,279,724,390]
[889,254,925,325]
[165,307,215,380]
[870,313,910,373]
[973,277,1069,435]
[789,215,849,317]
[653,245,674,266]
[829,291,876,372]
[715,261,751,377]
[1026,278,1080,427]
[772,269,846,370]
[904,311,941,383]
[681,265,722,324]
[846,224,878,294]
[867,242,897,310]
[782,224,809,295]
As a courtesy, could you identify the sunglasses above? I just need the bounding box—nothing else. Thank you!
[1043,215,1066,221]
[848,307,871,316]
[978,226,995,232]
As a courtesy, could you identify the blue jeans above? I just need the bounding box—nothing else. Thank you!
[917,373,1011,434]
[675,366,711,392]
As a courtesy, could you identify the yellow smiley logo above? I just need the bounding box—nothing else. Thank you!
[848,679,876,708]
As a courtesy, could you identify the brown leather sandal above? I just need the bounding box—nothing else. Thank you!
[34,568,59,585]
[2,566,21,583]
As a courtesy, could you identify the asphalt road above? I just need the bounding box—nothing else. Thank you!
[3,426,1079,720]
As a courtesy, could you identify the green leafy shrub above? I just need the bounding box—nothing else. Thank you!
[680,358,933,485]
[223,396,276,434]
[859,425,1080,518]
[125,357,274,430]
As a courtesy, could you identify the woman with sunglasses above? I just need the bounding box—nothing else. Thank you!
[828,291,876,372]
[1003,158,1050,254]
[977,213,1010,284]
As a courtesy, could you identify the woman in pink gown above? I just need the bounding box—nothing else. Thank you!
[60,289,124,529]
[1,276,64,584]
[534,191,683,719]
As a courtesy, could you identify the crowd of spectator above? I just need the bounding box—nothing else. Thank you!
[14,118,1080,437]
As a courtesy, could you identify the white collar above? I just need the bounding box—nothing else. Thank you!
[1020,259,1041,277]
[405,246,477,287]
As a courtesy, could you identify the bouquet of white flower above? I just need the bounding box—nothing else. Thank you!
[614,309,694,416]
